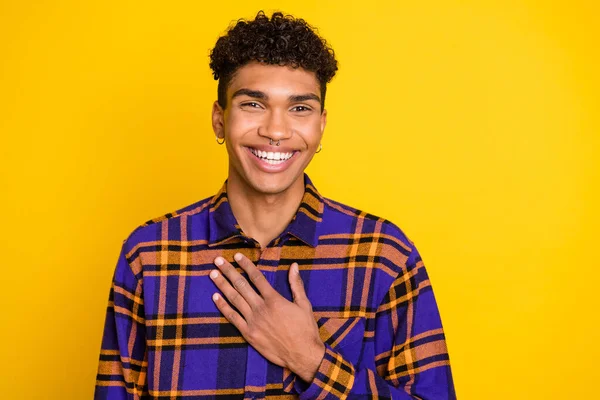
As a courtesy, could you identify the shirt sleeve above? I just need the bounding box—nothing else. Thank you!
[94,243,148,400]
[294,243,456,399]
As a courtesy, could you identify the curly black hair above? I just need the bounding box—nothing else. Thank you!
[209,11,338,110]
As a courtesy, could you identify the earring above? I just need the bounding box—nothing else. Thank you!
[216,136,225,145]
[315,143,322,153]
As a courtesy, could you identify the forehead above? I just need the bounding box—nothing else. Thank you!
[227,62,321,98]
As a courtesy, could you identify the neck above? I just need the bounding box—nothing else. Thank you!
[227,172,305,249]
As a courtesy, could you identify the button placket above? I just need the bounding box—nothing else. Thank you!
[242,245,281,398]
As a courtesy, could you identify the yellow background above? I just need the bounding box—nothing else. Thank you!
[1,0,598,398]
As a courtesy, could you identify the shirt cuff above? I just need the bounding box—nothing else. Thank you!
[293,343,356,400]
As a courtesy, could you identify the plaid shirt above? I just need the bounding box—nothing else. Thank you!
[95,174,456,399]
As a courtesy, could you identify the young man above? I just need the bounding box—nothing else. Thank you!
[95,11,456,399]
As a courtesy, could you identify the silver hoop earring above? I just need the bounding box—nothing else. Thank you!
[216,136,225,145]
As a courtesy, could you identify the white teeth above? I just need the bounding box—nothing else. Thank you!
[250,148,294,162]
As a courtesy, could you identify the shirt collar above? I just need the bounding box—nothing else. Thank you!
[208,174,324,248]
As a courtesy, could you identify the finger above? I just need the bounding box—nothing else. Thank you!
[212,292,248,334]
[288,263,311,310]
[234,253,276,299]
[214,257,261,305]
[209,269,252,318]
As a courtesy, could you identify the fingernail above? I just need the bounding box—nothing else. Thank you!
[209,270,219,279]
[212,293,220,301]
[292,263,299,274]
[214,257,224,266]
[234,253,243,261]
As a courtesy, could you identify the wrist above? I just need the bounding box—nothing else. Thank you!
[289,340,325,383]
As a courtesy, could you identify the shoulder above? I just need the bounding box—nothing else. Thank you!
[121,195,214,254]
[321,197,417,263]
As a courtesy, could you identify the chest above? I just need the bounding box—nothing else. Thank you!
[138,242,382,396]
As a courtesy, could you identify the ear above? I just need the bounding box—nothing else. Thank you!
[320,108,327,136]
[212,100,225,140]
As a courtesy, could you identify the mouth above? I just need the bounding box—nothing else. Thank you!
[247,147,297,165]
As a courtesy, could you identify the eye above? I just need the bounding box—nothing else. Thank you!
[291,105,312,112]
[240,102,263,109]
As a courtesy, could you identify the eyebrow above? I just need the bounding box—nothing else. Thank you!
[289,93,321,103]
[231,88,268,100]
[231,88,321,104]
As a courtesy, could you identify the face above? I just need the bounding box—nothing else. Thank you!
[212,62,327,196]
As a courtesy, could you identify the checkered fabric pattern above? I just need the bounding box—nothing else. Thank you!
[95,174,456,399]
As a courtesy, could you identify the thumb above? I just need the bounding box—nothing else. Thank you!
[289,263,310,309]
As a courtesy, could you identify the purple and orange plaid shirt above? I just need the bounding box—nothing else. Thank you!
[95,174,456,399]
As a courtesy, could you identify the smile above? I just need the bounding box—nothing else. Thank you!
[248,148,295,165]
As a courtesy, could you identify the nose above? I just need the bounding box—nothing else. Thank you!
[259,109,292,142]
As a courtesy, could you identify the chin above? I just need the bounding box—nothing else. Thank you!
[228,157,307,196]
[248,175,297,195]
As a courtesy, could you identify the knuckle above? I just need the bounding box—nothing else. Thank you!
[245,325,259,341]
[249,271,264,283]
[253,302,268,317]
[234,278,247,290]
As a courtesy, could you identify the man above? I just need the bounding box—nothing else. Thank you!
[95,11,456,399]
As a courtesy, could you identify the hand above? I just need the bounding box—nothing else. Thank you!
[210,253,325,383]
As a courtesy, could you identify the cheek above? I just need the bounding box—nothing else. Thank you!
[225,111,260,137]
[296,120,323,146]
